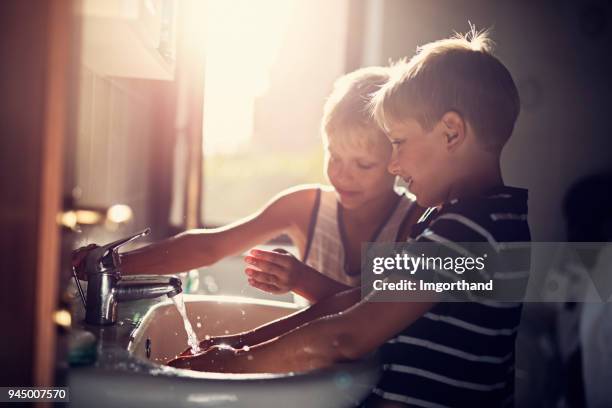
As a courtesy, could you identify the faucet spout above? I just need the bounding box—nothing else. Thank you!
[114,276,182,302]
[85,274,182,325]
[81,229,184,325]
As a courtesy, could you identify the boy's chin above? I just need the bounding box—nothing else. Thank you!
[337,194,370,210]
[414,192,441,208]
[414,197,429,207]
[338,198,363,210]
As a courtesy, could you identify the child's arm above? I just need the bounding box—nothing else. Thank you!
[177,287,361,357]
[244,249,352,302]
[106,187,317,276]
[170,276,437,373]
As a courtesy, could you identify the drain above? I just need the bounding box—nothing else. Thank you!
[145,338,152,359]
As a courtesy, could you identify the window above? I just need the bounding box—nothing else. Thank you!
[200,0,349,225]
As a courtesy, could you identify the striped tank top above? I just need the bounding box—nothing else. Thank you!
[303,185,415,287]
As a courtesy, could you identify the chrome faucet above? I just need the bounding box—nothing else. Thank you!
[76,228,182,325]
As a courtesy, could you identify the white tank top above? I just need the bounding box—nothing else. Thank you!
[302,185,415,287]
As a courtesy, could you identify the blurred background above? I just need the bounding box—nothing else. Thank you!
[1,0,611,405]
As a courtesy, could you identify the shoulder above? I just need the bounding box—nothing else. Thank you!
[424,186,530,243]
[272,184,321,205]
[262,184,322,220]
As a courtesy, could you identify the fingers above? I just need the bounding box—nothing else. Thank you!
[179,346,205,357]
[245,267,279,285]
[245,264,290,293]
[72,244,98,280]
[244,256,291,281]
[72,244,97,266]
[247,249,293,268]
[247,278,285,294]
[244,249,301,294]
[167,356,191,368]
[178,337,224,357]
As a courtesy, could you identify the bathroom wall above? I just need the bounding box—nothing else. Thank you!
[71,67,175,246]
[75,68,152,222]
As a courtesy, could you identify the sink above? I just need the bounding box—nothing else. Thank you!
[128,295,301,364]
[69,295,380,408]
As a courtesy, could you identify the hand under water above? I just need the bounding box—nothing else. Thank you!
[168,345,241,372]
[177,334,246,358]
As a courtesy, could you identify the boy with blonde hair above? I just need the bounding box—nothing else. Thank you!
[172,27,530,408]
[74,67,421,351]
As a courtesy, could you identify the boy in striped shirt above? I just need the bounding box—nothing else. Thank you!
[170,27,530,407]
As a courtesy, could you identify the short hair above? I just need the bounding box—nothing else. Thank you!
[371,26,520,152]
[322,66,391,151]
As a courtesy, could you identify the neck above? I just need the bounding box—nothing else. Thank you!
[446,154,503,203]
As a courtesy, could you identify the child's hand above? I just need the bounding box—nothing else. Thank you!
[244,248,309,294]
[178,334,244,357]
[167,345,239,372]
[72,244,99,280]
[177,337,217,357]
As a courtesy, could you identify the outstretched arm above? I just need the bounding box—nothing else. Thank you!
[170,277,437,372]
[177,286,361,356]
[78,187,317,277]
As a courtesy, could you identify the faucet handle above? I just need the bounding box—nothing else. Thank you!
[88,228,151,274]
[101,227,151,254]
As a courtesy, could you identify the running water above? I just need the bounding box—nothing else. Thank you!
[171,294,201,355]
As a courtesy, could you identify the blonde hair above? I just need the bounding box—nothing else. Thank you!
[371,26,520,152]
[322,66,391,152]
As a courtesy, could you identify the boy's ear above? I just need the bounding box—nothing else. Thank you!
[440,111,466,151]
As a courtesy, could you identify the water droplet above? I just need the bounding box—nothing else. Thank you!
[205,335,211,340]
[242,345,250,352]
[197,315,201,320]
[196,322,202,328]
[240,310,246,316]
[247,355,253,360]
[224,330,229,334]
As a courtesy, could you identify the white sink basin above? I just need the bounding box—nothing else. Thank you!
[70,295,380,408]
[129,295,301,363]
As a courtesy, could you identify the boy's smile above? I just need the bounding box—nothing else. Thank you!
[386,118,451,207]
[325,135,396,210]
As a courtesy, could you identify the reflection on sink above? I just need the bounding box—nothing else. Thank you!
[71,294,380,408]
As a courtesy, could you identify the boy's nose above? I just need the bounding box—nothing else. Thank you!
[387,156,402,176]
[335,169,354,184]
[330,163,354,183]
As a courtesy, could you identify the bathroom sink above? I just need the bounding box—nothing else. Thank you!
[69,295,380,408]
[128,295,301,363]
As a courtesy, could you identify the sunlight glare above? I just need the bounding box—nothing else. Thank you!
[202,0,297,156]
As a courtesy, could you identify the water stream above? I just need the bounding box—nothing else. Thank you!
[170,294,201,355]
